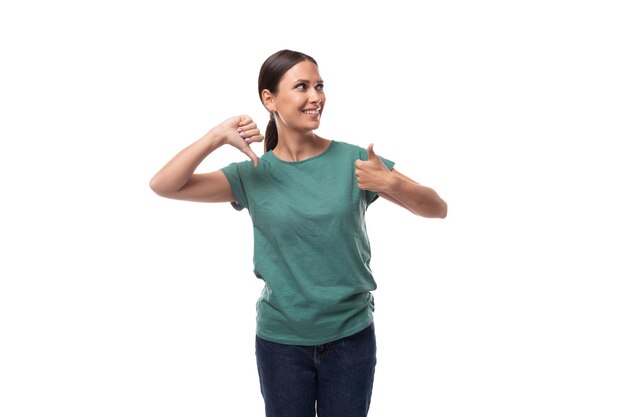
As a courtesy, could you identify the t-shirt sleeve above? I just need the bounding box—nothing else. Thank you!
[220,162,249,211]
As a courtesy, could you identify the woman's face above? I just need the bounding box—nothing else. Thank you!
[265,60,325,133]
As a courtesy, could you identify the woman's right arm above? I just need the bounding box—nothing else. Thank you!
[149,115,263,202]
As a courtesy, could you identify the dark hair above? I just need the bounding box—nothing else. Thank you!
[258,50,318,153]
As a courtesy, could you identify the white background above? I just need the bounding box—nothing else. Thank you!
[1,1,625,416]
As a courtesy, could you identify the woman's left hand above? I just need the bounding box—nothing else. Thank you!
[355,144,394,192]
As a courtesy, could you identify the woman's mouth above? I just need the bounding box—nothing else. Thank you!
[302,109,321,118]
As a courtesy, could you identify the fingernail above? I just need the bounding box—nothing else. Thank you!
[244,138,252,143]
[237,127,242,132]
[239,132,245,138]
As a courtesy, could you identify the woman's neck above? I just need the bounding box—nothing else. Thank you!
[272,130,330,162]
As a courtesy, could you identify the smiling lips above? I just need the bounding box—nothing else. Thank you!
[302,108,321,118]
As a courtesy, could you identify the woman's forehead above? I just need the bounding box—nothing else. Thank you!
[282,61,323,83]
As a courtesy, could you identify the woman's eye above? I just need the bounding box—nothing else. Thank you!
[295,83,323,91]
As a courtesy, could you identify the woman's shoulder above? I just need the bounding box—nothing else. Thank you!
[222,158,255,171]
[221,158,263,180]
[328,139,366,152]
[330,140,371,159]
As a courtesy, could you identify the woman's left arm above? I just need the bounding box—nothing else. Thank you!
[355,144,447,218]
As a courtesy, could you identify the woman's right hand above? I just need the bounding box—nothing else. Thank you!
[214,115,264,167]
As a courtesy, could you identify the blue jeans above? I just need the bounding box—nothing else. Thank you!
[255,322,377,417]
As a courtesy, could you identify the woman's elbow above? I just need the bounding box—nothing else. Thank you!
[435,200,448,218]
[417,199,447,218]
[149,176,170,197]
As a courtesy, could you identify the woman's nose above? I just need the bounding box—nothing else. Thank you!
[309,88,321,102]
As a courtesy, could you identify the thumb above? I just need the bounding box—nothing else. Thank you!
[367,143,377,160]
[240,146,259,168]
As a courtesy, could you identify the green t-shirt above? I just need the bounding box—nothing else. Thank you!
[220,140,395,345]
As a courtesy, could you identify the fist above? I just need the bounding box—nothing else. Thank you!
[218,115,264,167]
[354,144,392,192]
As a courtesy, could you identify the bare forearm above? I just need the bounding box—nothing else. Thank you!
[383,174,447,218]
[150,129,224,195]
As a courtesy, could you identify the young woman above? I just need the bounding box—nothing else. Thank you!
[150,49,447,417]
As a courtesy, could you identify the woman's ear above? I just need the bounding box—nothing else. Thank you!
[261,89,276,112]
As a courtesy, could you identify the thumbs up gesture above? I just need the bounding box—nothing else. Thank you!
[355,143,393,192]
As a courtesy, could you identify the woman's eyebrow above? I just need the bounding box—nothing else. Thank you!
[293,79,324,84]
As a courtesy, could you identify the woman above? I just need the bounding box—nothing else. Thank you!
[150,49,447,417]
